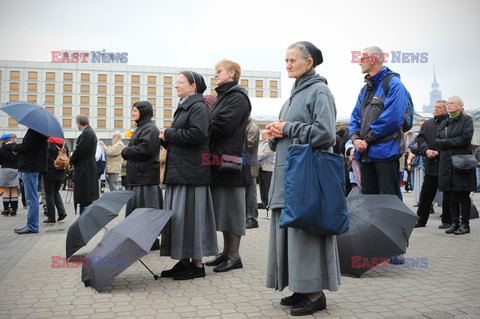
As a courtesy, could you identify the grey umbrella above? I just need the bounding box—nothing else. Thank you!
[66,190,135,259]
[337,194,418,278]
[81,208,173,292]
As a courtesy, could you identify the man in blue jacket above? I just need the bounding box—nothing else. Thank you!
[349,46,409,198]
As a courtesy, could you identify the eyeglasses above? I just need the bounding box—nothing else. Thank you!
[215,68,225,75]
[360,56,373,62]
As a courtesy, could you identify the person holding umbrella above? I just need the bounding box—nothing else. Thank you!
[12,129,48,234]
[159,71,218,280]
[264,42,341,316]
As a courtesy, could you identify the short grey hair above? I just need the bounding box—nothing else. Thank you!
[113,131,122,137]
[364,46,385,65]
[288,42,312,61]
[449,96,464,108]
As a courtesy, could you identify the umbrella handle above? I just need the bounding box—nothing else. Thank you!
[402,227,409,247]
[139,259,159,280]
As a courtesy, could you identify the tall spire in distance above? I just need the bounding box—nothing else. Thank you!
[432,65,439,90]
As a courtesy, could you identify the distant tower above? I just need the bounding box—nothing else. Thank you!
[423,67,442,113]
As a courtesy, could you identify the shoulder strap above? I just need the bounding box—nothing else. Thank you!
[382,74,396,97]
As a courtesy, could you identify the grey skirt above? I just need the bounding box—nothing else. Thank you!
[211,186,246,236]
[266,209,341,293]
[160,185,218,260]
[0,168,19,187]
[125,185,163,216]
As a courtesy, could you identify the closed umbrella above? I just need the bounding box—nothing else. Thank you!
[337,194,418,277]
[66,190,135,258]
[82,208,173,292]
[0,101,64,138]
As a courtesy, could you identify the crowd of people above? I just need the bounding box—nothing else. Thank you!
[0,42,477,316]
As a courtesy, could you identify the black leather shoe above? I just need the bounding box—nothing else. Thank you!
[9,210,17,216]
[454,225,470,235]
[161,260,189,278]
[173,263,205,280]
[290,293,326,316]
[57,213,67,221]
[14,227,38,234]
[438,223,452,229]
[1,210,10,216]
[445,224,460,234]
[213,257,243,273]
[205,254,227,266]
[280,293,304,306]
[246,218,259,229]
[414,222,426,228]
[43,219,56,224]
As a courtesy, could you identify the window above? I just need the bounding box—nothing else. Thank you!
[80,107,89,115]
[255,80,263,88]
[131,86,140,95]
[27,95,37,103]
[148,76,156,84]
[163,109,172,118]
[81,73,90,82]
[98,108,107,116]
[115,86,123,94]
[131,75,140,83]
[164,120,172,128]
[114,108,123,117]
[45,95,55,105]
[28,71,38,81]
[80,96,90,105]
[8,118,18,127]
[210,89,216,95]
[148,87,156,95]
[9,94,19,101]
[10,83,19,92]
[270,80,277,88]
[63,96,72,105]
[64,73,73,81]
[256,90,263,98]
[27,83,37,92]
[81,85,90,93]
[114,97,123,106]
[210,78,216,86]
[153,109,156,118]
[115,74,124,83]
[164,76,172,85]
[241,79,248,88]
[10,71,20,80]
[270,91,278,98]
[98,74,107,83]
[63,107,72,116]
[97,119,106,128]
[98,96,107,105]
[62,119,72,128]
[131,97,140,105]
[63,84,72,93]
[98,85,107,94]
[46,107,54,114]
[46,72,55,81]
[147,98,156,106]
[163,98,172,107]
[164,87,172,96]
[114,120,123,128]
[46,84,55,92]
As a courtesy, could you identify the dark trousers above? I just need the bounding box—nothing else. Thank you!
[246,177,258,220]
[258,169,272,208]
[45,180,66,221]
[359,160,401,198]
[444,191,471,226]
[416,174,451,225]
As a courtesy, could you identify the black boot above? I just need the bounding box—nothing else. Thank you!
[445,223,460,234]
[454,224,470,235]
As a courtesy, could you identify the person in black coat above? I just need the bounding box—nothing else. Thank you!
[0,134,19,216]
[436,96,476,235]
[205,59,251,273]
[414,101,450,228]
[12,129,48,234]
[121,101,162,217]
[70,115,99,214]
[43,140,69,223]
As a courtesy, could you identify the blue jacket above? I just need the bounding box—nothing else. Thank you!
[349,66,408,161]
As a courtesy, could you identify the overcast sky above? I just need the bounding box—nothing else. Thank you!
[1,0,479,118]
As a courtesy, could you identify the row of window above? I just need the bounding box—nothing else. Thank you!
[8,83,177,95]
[2,70,278,88]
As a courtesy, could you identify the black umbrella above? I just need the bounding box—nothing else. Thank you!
[81,208,173,292]
[337,194,418,278]
[66,190,135,259]
[1,101,64,138]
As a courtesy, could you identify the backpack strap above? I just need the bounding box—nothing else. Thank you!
[381,74,396,97]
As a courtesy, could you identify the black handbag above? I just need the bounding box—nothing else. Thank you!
[451,154,477,172]
[218,154,243,174]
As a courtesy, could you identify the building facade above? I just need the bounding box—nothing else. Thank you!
[0,59,281,142]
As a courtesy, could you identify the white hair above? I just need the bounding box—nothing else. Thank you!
[364,46,385,65]
[449,96,464,108]
[113,131,122,137]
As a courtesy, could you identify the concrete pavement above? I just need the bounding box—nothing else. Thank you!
[0,190,479,318]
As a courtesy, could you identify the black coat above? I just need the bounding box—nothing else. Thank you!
[416,114,447,176]
[0,143,18,169]
[209,81,251,186]
[12,129,48,172]
[436,113,476,192]
[44,143,68,182]
[162,94,210,185]
[70,126,99,204]
[122,104,161,186]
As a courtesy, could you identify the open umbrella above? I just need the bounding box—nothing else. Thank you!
[0,101,64,138]
[81,208,173,292]
[66,190,135,258]
[337,194,418,277]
